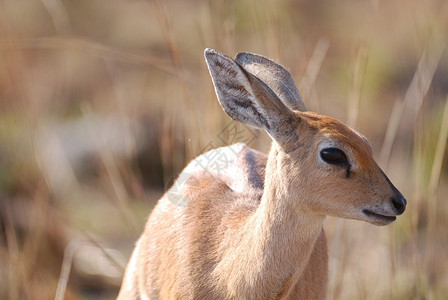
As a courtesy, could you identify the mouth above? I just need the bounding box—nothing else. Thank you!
[362,209,397,225]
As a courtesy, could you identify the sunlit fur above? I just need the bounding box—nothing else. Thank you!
[117,49,406,299]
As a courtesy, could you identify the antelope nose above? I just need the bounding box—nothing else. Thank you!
[391,194,406,215]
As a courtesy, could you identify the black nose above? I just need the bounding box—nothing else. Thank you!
[381,169,407,215]
[391,194,406,215]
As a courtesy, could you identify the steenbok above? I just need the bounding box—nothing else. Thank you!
[117,49,406,299]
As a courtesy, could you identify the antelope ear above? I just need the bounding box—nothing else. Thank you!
[204,48,297,141]
[235,52,306,112]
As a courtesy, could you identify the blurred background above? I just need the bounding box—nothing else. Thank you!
[0,0,447,299]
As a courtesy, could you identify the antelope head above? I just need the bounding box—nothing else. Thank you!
[205,48,406,226]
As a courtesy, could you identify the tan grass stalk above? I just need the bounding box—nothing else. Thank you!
[299,37,330,102]
[425,96,448,295]
[347,42,368,128]
[54,239,84,300]
[3,201,20,300]
[380,99,405,167]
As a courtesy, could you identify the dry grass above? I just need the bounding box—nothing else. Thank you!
[0,0,447,299]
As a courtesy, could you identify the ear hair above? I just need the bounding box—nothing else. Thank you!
[204,48,295,137]
[235,52,307,112]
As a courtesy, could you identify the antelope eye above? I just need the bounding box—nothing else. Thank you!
[320,148,348,165]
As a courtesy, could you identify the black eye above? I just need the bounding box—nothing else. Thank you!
[320,148,348,165]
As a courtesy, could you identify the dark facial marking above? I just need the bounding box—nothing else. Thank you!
[345,165,351,179]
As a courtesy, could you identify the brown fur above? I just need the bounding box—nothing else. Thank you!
[117,49,406,299]
[118,144,328,299]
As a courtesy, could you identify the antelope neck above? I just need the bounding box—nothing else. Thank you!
[245,143,324,294]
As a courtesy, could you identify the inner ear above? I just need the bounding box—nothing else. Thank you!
[204,48,299,145]
[235,52,307,112]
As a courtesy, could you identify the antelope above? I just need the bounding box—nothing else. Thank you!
[117,49,406,299]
